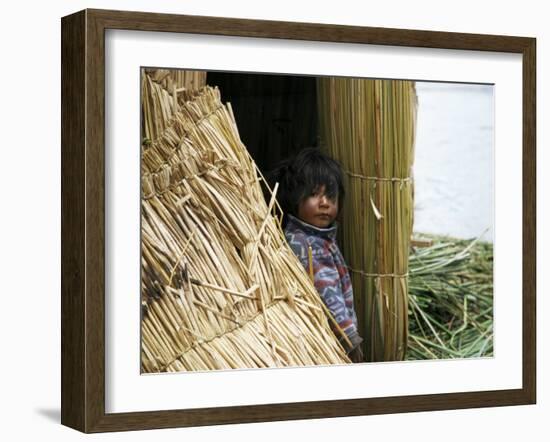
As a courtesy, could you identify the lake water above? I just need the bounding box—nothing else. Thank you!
[413,82,494,242]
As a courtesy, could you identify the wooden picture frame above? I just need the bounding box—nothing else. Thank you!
[61,8,536,433]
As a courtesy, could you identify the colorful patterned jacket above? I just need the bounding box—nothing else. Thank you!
[284,214,362,353]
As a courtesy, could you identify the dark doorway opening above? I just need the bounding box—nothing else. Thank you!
[206,71,318,176]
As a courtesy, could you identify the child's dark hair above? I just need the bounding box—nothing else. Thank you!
[268,147,345,218]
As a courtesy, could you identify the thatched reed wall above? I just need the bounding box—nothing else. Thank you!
[141,71,349,372]
[317,78,417,361]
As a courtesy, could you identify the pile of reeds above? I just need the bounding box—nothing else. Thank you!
[317,78,417,362]
[408,234,493,360]
[140,70,350,372]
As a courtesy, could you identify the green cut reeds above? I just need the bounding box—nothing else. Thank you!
[140,69,350,372]
[317,78,417,361]
[408,234,493,360]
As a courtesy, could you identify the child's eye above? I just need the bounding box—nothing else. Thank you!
[309,186,336,200]
[308,189,321,197]
[320,192,336,200]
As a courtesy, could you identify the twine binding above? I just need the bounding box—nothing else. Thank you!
[348,266,409,279]
[345,169,412,184]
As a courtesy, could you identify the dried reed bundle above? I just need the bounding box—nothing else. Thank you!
[317,78,417,361]
[144,68,207,92]
[142,69,207,142]
[141,78,349,372]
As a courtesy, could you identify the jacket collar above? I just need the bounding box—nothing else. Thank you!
[286,214,338,241]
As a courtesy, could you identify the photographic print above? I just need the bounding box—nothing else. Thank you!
[139,69,494,373]
[61,9,534,431]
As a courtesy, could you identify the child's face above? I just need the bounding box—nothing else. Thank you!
[297,185,338,228]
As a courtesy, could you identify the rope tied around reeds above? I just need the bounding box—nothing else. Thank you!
[347,267,409,279]
[142,157,253,200]
[344,170,413,185]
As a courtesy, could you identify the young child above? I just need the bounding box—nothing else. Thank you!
[270,148,363,363]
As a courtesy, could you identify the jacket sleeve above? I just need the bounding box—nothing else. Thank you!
[287,236,362,353]
[311,250,363,353]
